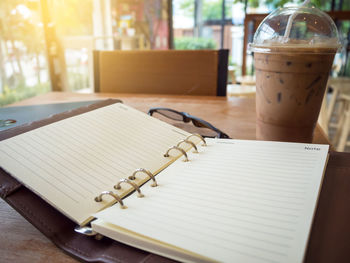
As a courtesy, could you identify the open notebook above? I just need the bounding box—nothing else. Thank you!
[0,101,329,263]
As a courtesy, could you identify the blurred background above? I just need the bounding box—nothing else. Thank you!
[0,0,349,106]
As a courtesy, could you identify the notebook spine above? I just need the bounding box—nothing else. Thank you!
[164,146,189,162]
[186,133,207,146]
[163,133,206,162]
[94,133,205,208]
[114,178,144,198]
[76,134,206,235]
[177,139,198,153]
[129,168,157,187]
[94,191,126,209]
[92,169,157,209]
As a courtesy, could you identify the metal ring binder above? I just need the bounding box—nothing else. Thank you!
[177,139,198,153]
[114,178,145,198]
[74,226,98,236]
[94,191,126,209]
[164,146,189,162]
[186,133,207,146]
[74,226,103,239]
[129,168,157,187]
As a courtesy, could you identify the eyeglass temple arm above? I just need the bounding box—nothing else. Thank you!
[148,107,179,116]
[148,109,156,116]
[148,108,230,138]
[188,114,230,138]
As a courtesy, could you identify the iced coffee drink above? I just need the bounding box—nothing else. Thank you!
[250,5,341,142]
[255,45,337,142]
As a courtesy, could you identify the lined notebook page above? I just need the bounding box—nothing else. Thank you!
[0,103,189,225]
[94,139,328,263]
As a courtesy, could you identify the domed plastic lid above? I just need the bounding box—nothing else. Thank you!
[249,5,341,53]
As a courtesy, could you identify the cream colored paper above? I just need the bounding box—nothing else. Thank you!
[0,103,189,225]
[94,139,328,263]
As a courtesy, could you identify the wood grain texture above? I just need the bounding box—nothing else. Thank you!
[1,92,330,263]
[0,200,77,263]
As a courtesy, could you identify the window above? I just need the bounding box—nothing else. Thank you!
[0,0,50,106]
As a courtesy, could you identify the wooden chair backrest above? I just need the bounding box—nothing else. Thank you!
[94,49,228,96]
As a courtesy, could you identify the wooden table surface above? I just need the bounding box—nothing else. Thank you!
[0,92,330,263]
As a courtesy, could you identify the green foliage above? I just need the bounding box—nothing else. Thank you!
[179,0,334,13]
[178,0,335,21]
[179,0,331,20]
[178,0,224,20]
[261,0,289,8]
[179,0,194,17]
[0,82,50,107]
[235,0,331,9]
[0,0,44,51]
[233,0,259,8]
[345,59,350,76]
[0,0,50,106]
[174,37,217,50]
[67,71,89,91]
[203,0,223,20]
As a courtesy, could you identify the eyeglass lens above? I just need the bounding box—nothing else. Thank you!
[153,109,183,121]
[0,119,17,127]
[191,119,208,128]
[150,108,229,138]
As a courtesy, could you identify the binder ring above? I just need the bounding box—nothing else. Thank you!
[177,139,198,153]
[114,178,144,198]
[164,146,188,162]
[186,133,206,146]
[129,168,157,187]
[94,191,126,209]
[74,226,98,237]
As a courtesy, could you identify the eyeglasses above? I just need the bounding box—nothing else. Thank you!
[148,107,230,139]
[0,119,16,128]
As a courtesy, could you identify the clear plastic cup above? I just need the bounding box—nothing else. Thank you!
[249,5,341,143]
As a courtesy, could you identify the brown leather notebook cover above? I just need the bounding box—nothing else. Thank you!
[0,99,349,263]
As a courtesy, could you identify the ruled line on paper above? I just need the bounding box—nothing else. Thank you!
[0,148,80,203]
[26,132,115,189]
[11,139,94,197]
[106,207,290,261]
[73,109,186,163]
[207,155,318,168]
[96,210,287,263]
[141,199,298,232]
[94,139,328,263]
[47,127,139,175]
[6,141,87,200]
[125,209,293,253]
[176,174,310,193]
[164,181,306,206]
[19,134,111,191]
[36,128,124,182]
[89,117,183,157]
[180,168,312,185]
[184,171,312,186]
[149,187,302,218]
[220,151,319,159]
[0,103,190,224]
[209,157,318,168]
[47,112,172,172]
[72,116,154,155]
[226,152,319,162]
[112,211,290,258]
[97,106,182,141]
[38,105,180,179]
[67,117,163,165]
[149,188,301,219]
